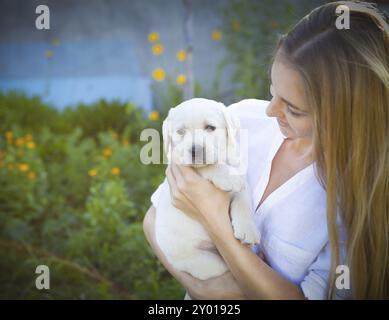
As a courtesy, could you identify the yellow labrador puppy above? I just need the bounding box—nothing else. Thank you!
[155,98,260,280]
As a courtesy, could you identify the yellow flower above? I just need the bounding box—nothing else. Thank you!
[152,44,164,56]
[152,68,165,81]
[148,32,159,43]
[122,139,129,146]
[26,142,36,149]
[111,167,120,176]
[211,30,222,41]
[176,74,186,86]
[28,171,37,180]
[5,131,13,141]
[149,111,159,121]
[19,163,29,172]
[102,147,113,158]
[232,19,241,32]
[45,50,54,59]
[15,137,25,146]
[25,134,33,142]
[176,50,187,62]
[88,169,97,177]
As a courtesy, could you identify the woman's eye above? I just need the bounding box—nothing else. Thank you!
[286,105,302,117]
[205,125,216,131]
[177,128,185,135]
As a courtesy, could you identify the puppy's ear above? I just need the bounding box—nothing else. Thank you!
[162,109,174,162]
[221,107,240,166]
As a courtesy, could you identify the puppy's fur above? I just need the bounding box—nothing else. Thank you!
[155,98,260,280]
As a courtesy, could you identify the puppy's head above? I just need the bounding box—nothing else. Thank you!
[162,98,240,167]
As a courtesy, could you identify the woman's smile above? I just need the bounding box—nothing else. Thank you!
[277,118,289,128]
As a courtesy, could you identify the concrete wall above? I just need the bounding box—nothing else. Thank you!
[0,0,231,110]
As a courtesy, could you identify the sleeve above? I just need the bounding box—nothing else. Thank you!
[300,240,351,300]
[150,183,164,208]
[300,242,331,300]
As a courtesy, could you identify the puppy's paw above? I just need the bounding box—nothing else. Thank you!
[212,176,232,192]
[232,217,260,245]
[228,175,246,193]
[212,175,245,193]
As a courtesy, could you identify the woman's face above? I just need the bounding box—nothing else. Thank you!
[266,56,313,140]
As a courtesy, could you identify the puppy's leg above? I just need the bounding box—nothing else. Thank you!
[210,165,245,193]
[230,186,260,245]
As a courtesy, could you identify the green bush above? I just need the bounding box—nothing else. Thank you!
[0,92,182,299]
[218,0,320,100]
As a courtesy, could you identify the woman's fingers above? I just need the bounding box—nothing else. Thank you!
[176,163,200,182]
[171,163,185,189]
[258,251,268,264]
[165,165,176,194]
[167,165,189,205]
[167,164,187,198]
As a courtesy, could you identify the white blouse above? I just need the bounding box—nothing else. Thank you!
[151,99,349,300]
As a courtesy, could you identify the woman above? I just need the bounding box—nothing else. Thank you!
[143,1,389,299]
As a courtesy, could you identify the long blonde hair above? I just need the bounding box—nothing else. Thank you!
[276,1,389,299]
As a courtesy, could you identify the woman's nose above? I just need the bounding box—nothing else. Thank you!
[266,96,284,118]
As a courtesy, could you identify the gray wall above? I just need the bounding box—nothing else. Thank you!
[0,0,233,109]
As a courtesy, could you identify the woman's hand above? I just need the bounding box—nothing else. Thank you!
[165,163,231,232]
[188,270,246,300]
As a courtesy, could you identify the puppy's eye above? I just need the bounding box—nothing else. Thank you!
[176,128,186,135]
[205,125,216,132]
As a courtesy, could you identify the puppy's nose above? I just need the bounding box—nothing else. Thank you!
[191,145,203,158]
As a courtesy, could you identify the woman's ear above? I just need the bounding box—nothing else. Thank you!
[221,108,240,166]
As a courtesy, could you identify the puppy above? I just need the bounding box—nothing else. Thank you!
[155,98,260,280]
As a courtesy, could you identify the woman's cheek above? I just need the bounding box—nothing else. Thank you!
[289,118,313,138]
[300,120,314,138]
